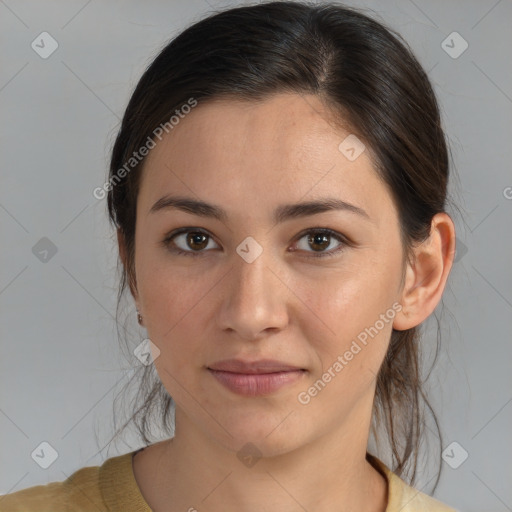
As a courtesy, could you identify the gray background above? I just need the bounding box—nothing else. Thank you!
[1,1,511,511]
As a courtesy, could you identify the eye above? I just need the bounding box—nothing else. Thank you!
[291,228,348,258]
[162,228,220,257]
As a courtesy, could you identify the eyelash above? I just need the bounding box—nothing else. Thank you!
[162,227,349,259]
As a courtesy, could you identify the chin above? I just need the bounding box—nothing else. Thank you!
[208,414,306,458]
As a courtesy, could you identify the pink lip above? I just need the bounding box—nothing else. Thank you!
[208,369,306,396]
[207,359,307,396]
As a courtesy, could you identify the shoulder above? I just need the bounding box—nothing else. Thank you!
[0,479,70,512]
[0,450,139,512]
[367,454,458,512]
[389,477,457,512]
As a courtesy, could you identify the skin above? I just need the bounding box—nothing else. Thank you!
[118,92,456,512]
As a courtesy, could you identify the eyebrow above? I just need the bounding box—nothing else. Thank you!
[149,194,371,223]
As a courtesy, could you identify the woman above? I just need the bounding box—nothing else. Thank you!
[0,2,457,510]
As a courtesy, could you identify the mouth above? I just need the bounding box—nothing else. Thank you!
[207,364,307,396]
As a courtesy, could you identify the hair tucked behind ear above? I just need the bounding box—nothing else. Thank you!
[105,1,454,489]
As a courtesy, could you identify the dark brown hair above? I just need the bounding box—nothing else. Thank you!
[106,1,452,489]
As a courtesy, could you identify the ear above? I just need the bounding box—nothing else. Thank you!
[393,212,456,331]
[117,228,139,302]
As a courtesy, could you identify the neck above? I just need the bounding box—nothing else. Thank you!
[147,408,387,512]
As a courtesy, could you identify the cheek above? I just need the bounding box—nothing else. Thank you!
[290,262,398,370]
[293,275,397,413]
[138,268,209,395]
[135,251,211,347]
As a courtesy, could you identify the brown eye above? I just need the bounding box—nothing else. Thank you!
[308,232,331,252]
[186,232,209,251]
[163,228,220,256]
[293,229,347,258]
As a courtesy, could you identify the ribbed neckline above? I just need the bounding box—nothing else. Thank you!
[367,452,401,510]
[97,448,442,512]
[99,448,152,511]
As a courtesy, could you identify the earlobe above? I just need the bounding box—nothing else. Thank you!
[393,213,456,331]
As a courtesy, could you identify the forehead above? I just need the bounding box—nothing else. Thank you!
[148,94,347,170]
[138,93,397,225]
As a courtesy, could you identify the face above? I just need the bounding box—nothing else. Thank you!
[130,93,406,456]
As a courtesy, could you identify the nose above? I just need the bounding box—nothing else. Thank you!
[215,246,289,340]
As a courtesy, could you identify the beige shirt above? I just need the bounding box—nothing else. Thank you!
[0,449,457,511]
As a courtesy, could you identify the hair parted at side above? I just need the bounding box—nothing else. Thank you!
[106,1,452,489]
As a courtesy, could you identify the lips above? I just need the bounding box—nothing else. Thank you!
[207,358,305,374]
[207,359,307,396]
